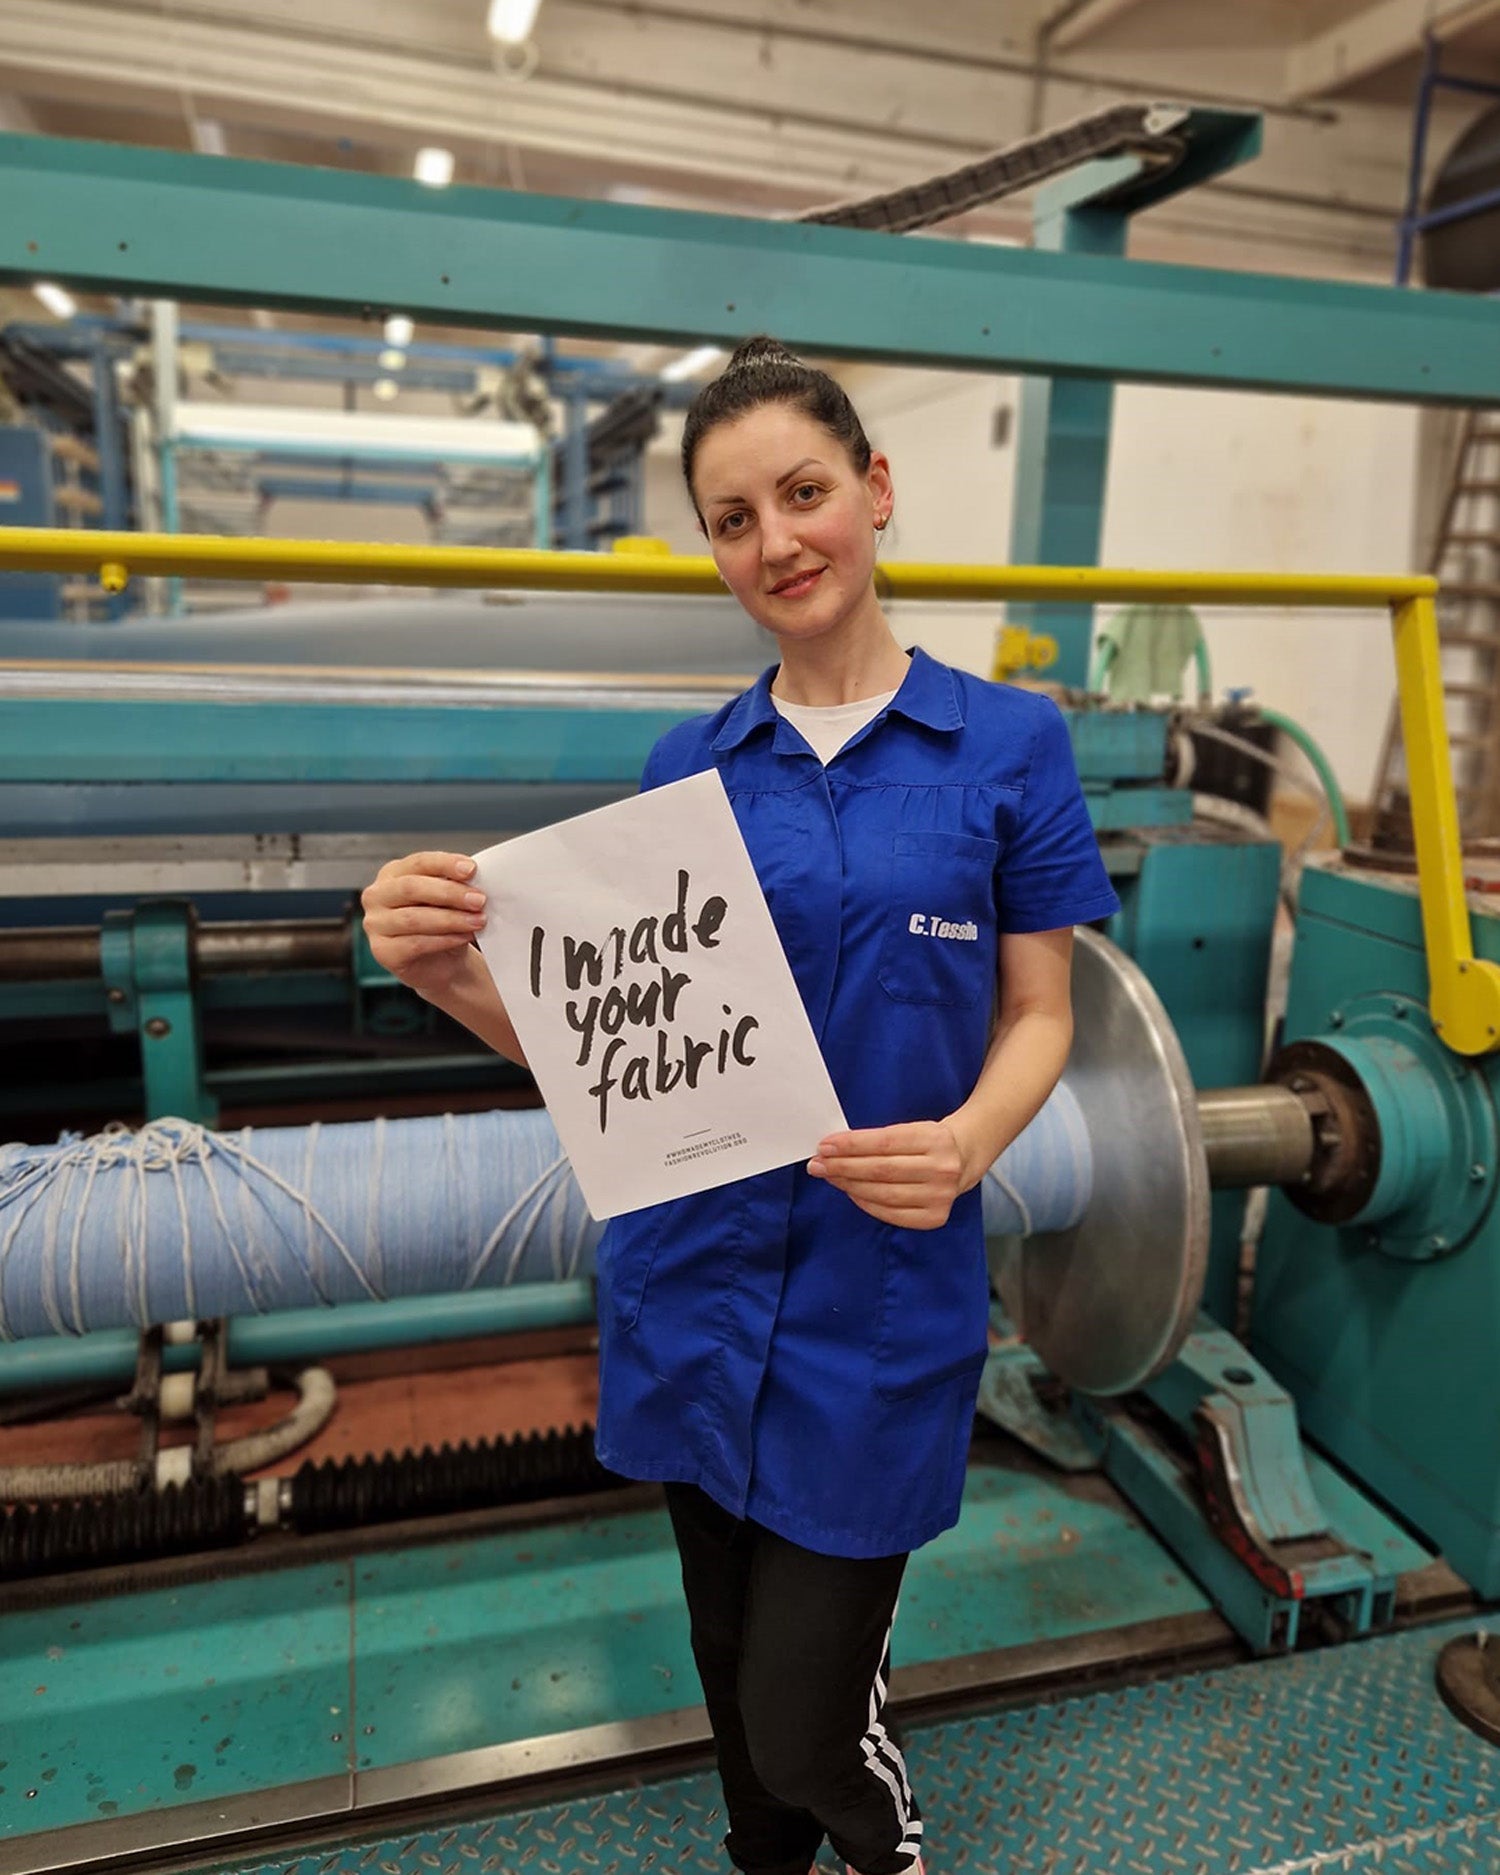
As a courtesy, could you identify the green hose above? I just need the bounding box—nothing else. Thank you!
[1256,706,1351,848]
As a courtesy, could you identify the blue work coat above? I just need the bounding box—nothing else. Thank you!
[593,649,1120,1557]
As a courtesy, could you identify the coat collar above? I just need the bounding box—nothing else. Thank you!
[710,645,965,754]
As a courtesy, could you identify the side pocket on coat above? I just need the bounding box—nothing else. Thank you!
[596,1203,669,1331]
[873,1221,990,1401]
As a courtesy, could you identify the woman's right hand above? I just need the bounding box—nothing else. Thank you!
[360,851,489,999]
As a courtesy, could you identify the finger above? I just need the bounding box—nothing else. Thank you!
[382,931,480,963]
[845,1194,951,1229]
[818,1124,937,1159]
[811,1156,939,1188]
[827,1180,935,1209]
[390,851,478,881]
[368,905,486,940]
[367,874,486,913]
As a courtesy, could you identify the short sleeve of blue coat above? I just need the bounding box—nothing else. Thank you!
[638,742,664,794]
[999,697,1122,934]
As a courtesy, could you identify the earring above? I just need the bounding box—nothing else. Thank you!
[875,514,890,532]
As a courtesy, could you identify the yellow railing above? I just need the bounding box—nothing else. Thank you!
[2,526,1493,1055]
[0,525,1441,605]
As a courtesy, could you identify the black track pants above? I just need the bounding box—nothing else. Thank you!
[664,1483,922,1875]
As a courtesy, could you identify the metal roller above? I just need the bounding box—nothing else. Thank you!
[998,927,1211,1397]
[1196,1084,1316,1190]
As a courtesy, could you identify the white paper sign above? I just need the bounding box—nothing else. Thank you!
[471,769,847,1220]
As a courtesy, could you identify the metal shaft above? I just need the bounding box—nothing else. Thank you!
[0,919,349,982]
[1197,1083,1316,1189]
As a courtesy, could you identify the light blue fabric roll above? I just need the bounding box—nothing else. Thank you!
[0,1087,1091,1341]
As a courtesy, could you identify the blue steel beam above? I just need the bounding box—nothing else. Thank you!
[175,321,632,375]
[15,316,635,379]
[257,476,442,506]
[5,319,683,402]
[1,134,1498,405]
[245,449,523,477]
[210,351,481,394]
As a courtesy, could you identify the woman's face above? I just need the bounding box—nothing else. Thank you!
[692,403,892,646]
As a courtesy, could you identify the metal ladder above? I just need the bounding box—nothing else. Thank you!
[1371,409,1500,846]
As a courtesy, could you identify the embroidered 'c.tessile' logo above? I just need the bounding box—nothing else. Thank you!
[906,913,979,941]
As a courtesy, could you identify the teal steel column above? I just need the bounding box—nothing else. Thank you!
[1009,195,1127,685]
[1008,117,1265,687]
[101,902,217,1123]
[151,298,184,616]
[533,444,552,549]
[158,437,182,616]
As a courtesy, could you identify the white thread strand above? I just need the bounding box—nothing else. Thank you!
[982,1163,1034,1238]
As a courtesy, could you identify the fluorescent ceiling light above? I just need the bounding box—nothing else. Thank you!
[193,118,227,156]
[378,348,407,370]
[414,146,455,188]
[660,345,724,383]
[33,282,76,320]
[383,315,415,348]
[372,378,401,402]
[487,0,543,44]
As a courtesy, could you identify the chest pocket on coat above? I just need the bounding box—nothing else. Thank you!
[878,831,999,1007]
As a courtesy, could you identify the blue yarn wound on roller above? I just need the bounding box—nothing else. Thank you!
[0,1086,1092,1341]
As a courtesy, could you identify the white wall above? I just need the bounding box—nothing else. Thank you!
[1101,385,1417,802]
[645,365,1421,802]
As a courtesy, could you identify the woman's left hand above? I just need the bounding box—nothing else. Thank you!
[807,1121,968,1230]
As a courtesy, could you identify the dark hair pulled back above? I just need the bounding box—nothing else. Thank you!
[680,336,872,507]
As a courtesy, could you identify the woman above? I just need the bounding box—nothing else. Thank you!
[362,337,1119,1875]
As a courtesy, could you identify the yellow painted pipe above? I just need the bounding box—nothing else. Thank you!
[0,526,1439,608]
[1392,594,1500,1057]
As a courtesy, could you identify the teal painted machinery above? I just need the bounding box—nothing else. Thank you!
[4,117,1500,1875]
[1253,857,1500,1598]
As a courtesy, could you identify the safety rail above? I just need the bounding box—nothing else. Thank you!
[1,526,1492,1055]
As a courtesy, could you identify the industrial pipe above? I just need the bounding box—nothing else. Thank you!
[1256,706,1353,850]
[0,1281,600,1399]
[0,1366,337,1499]
[0,918,350,983]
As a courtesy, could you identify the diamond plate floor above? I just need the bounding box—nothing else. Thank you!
[204,1614,1500,1875]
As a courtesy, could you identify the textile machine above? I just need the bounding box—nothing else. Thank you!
[2,120,1500,1875]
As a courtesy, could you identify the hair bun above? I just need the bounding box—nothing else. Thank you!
[724,335,800,375]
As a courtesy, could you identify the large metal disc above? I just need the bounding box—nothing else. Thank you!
[997,927,1209,1396]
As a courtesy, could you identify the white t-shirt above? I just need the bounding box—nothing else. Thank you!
[770,687,900,765]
